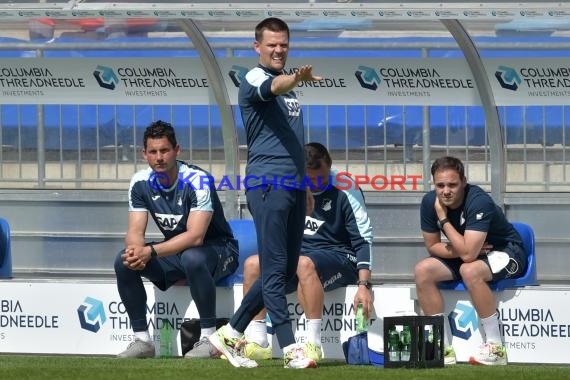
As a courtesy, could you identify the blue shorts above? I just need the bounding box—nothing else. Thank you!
[144,238,239,291]
[435,240,526,282]
[286,249,358,293]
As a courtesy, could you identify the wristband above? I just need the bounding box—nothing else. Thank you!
[437,218,449,230]
[149,244,158,258]
[357,280,372,290]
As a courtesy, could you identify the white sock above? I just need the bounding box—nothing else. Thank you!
[134,330,152,343]
[248,319,269,347]
[200,327,216,339]
[307,319,322,346]
[225,324,243,338]
[480,312,502,344]
[283,343,299,353]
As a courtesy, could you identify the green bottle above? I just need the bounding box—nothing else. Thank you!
[388,326,401,361]
[160,321,173,357]
[356,303,368,333]
[400,325,412,361]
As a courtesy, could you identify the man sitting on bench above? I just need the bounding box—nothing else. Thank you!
[114,121,238,359]
[414,156,526,366]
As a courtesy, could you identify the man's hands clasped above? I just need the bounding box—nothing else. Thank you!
[122,245,151,271]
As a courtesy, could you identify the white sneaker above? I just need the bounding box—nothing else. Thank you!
[469,342,508,366]
[283,343,317,369]
[208,325,258,368]
[117,339,155,359]
[184,337,221,359]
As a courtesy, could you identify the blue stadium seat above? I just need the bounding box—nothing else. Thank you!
[438,222,537,291]
[0,217,12,279]
[215,219,258,287]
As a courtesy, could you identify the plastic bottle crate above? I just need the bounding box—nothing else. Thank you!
[383,315,444,369]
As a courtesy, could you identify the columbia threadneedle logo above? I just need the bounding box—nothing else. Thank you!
[93,65,119,90]
[229,65,248,87]
[77,297,107,333]
[355,65,381,91]
[495,65,522,91]
[448,301,479,340]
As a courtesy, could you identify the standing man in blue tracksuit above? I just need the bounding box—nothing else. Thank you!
[239,143,374,362]
[209,17,322,369]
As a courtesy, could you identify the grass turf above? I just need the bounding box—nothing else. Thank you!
[1,356,569,380]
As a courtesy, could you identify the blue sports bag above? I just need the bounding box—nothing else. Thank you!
[342,332,371,365]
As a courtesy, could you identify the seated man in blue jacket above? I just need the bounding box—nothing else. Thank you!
[241,142,374,361]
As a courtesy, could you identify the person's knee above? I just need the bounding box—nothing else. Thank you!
[459,262,488,286]
[114,250,127,274]
[414,259,427,281]
[296,255,316,279]
[243,255,260,293]
[244,255,260,279]
[414,258,436,285]
[180,251,208,274]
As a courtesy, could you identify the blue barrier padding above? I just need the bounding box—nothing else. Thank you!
[0,217,12,279]
[5,103,570,150]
